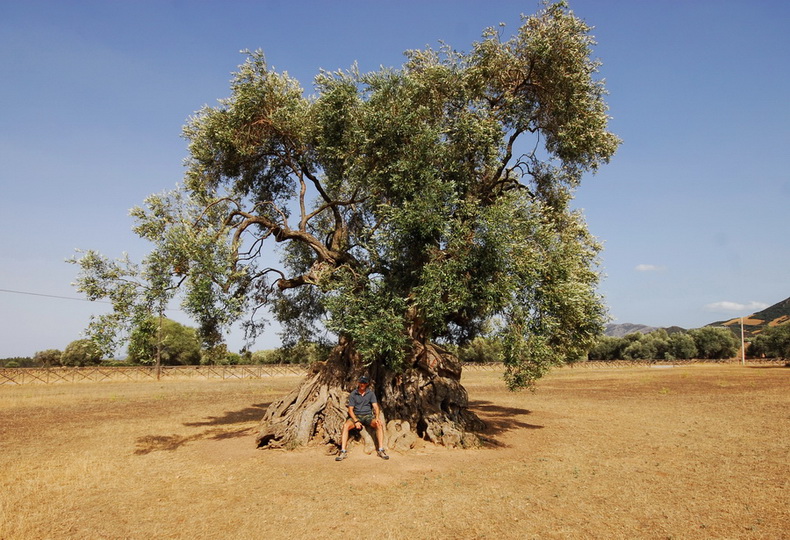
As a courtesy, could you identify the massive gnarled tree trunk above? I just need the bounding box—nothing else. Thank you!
[256,334,485,449]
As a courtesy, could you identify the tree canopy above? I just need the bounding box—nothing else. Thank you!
[73,2,618,393]
[127,317,201,365]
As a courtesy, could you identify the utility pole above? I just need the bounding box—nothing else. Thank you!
[740,316,745,365]
[156,309,163,380]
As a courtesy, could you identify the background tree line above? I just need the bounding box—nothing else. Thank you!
[4,322,788,368]
[588,324,790,362]
[433,324,790,364]
[454,325,790,363]
[0,317,332,367]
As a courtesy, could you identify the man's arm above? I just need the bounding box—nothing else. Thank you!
[348,406,360,427]
[373,402,381,419]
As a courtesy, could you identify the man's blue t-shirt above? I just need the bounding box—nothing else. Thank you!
[348,388,377,416]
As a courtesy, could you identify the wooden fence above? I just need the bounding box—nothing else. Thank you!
[463,359,787,370]
[0,364,308,386]
[0,359,783,386]
[566,358,788,369]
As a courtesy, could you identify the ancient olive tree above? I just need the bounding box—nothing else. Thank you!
[72,2,619,448]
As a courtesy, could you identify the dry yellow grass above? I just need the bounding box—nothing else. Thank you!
[1,365,788,539]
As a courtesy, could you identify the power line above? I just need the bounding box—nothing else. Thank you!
[0,288,183,312]
[0,288,110,303]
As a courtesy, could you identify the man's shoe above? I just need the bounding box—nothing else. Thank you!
[377,449,390,460]
[335,450,347,461]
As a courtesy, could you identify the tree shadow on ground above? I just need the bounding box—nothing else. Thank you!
[134,402,271,455]
[747,364,789,369]
[134,427,256,455]
[469,400,544,444]
[183,402,270,427]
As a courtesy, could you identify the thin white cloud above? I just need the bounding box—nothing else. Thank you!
[704,301,769,313]
[635,264,664,272]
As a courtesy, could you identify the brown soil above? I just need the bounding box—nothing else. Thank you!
[1,364,787,539]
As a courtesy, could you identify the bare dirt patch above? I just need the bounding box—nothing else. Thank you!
[1,365,787,539]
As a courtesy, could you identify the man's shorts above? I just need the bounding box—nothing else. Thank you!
[355,413,375,427]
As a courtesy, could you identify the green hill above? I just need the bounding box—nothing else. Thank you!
[709,296,790,338]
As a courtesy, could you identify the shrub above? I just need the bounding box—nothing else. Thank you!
[458,336,503,363]
[667,332,697,360]
[62,339,103,366]
[589,329,698,361]
[251,349,280,364]
[128,318,201,365]
[250,341,331,364]
[34,349,62,367]
[622,337,658,360]
[749,323,790,359]
[201,344,230,365]
[688,327,739,360]
[587,336,627,361]
[100,359,134,367]
[1,357,34,367]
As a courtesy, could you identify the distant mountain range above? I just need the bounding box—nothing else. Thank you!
[604,323,658,337]
[605,296,790,339]
[604,323,685,337]
[710,296,790,338]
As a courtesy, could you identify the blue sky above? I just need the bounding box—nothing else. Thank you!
[1,0,788,357]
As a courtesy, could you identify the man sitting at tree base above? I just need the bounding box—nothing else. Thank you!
[336,376,389,461]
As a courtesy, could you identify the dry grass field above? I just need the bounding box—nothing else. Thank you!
[1,364,787,539]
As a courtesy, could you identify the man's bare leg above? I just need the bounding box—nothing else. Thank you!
[336,420,353,461]
[372,419,389,460]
